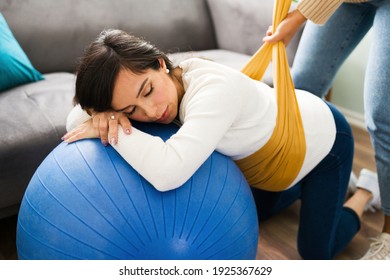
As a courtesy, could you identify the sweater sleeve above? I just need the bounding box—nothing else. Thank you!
[297,0,343,24]
[66,104,92,132]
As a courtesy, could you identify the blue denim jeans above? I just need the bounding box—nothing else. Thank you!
[291,0,390,216]
[251,103,358,259]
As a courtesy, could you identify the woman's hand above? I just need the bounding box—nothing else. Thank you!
[63,111,132,146]
[263,9,307,46]
[62,118,98,143]
[91,111,132,146]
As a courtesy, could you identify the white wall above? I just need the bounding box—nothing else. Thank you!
[331,30,372,128]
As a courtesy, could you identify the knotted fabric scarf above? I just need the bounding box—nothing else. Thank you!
[235,0,306,191]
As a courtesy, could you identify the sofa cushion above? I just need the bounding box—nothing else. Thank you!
[206,0,302,66]
[0,73,75,218]
[0,13,43,92]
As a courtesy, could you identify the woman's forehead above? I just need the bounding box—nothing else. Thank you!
[111,69,149,109]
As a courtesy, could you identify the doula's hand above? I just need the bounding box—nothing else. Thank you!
[263,9,307,46]
[62,111,132,146]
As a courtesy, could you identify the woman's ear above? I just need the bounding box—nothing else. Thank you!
[159,58,167,71]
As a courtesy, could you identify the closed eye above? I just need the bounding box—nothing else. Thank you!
[121,106,136,116]
[117,83,153,117]
[144,84,154,97]
[127,107,136,116]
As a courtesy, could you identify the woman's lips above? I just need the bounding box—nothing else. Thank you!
[157,107,169,123]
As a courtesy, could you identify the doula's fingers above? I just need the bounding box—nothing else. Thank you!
[266,25,273,36]
[263,30,283,44]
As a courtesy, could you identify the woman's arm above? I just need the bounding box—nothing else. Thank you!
[263,9,307,45]
[112,81,240,191]
[65,78,240,192]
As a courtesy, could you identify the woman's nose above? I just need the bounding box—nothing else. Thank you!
[143,104,157,119]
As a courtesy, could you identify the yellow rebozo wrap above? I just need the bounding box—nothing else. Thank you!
[235,0,306,192]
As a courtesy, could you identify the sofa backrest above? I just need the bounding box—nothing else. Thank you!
[0,0,217,74]
[206,0,303,66]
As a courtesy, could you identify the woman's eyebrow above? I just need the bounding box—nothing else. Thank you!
[136,77,149,98]
[115,77,148,112]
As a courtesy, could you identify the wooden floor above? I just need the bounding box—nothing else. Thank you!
[256,125,382,260]
[0,125,382,260]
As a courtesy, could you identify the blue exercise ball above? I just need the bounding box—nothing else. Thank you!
[16,122,258,260]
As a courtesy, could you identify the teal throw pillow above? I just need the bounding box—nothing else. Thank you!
[0,13,44,92]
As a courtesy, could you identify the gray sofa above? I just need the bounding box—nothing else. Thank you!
[0,0,302,219]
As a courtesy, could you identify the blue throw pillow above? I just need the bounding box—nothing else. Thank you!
[0,13,44,92]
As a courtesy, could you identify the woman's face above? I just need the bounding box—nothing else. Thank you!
[111,60,179,124]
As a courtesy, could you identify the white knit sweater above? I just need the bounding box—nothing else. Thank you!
[67,58,336,192]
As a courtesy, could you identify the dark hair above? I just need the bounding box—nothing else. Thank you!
[74,29,173,112]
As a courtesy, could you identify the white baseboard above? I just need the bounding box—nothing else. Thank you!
[334,105,367,130]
